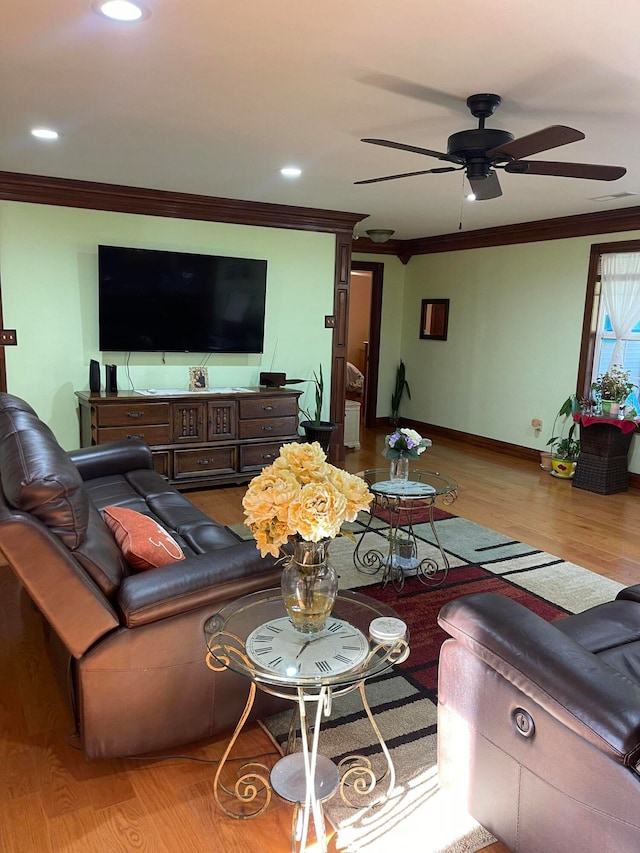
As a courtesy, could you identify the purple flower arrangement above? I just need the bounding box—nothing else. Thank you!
[383,428,432,459]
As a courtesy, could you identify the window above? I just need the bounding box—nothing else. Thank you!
[578,241,640,410]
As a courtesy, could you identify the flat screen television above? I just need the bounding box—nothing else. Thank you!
[98,245,267,353]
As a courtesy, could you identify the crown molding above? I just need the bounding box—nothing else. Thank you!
[0,171,368,234]
[353,204,640,260]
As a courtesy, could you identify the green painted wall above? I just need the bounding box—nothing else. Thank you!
[0,202,335,449]
[1,199,638,475]
[402,230,640,474]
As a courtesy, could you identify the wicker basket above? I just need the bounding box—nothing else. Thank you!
[572,452,629,494]
[578,423,634,458]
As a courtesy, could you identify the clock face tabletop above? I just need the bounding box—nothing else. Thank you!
[204,588,409,688]
[360,468,457,499]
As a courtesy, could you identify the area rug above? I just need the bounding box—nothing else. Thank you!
[231,511,624,853]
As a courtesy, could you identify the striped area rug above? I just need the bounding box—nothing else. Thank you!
[232,511,623,853]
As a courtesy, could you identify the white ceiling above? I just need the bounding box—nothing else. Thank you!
[3,0,640,239]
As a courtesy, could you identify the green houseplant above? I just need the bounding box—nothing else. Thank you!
[591,365,635,417]
[390,360,411,426]
[546,395,580,478]
[299,364,337,451]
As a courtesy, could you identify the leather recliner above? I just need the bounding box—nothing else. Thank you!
[0,393,289,758]
[437,590,640,852]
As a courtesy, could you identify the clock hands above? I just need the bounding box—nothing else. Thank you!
[295,636,325,661]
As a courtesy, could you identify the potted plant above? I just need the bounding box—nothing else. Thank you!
[390,360,411,426]
[546,395,580,478]
[299,364,337,451]
[591,365,635,417]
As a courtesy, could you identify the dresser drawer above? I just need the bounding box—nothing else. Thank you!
[97,425,172,444]
[174,446,237,479]
[96,403,170,427]
[239,416,298,440]
[239,396,299,419]
[240,441,287,472]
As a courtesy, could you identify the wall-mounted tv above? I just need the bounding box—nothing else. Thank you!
[98,245,267,353]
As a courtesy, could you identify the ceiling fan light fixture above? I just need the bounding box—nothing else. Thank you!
[366,229,395,243]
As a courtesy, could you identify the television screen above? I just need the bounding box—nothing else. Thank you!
[98,245,267,353]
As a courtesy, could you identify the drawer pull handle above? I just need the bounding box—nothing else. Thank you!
[262,405,274,411]
[125,411,144,418]
[126,434,143,440]
[262,453,274,460]
[262,425,274,431]
[196,458,213,465]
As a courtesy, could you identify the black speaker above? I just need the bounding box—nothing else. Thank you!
[259,371,287,387]
[89,359,101,393]
[105,364,118,393]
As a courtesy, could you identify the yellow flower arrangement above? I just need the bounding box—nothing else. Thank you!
[242,442,372,557]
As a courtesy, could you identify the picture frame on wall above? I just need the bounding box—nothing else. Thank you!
[188,366,209,391]
[420,298,450,341]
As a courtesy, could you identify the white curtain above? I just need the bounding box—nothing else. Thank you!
[601,252,640,367]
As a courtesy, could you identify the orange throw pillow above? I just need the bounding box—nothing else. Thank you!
[103,506,185,572]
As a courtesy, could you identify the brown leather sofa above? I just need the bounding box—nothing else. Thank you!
[0,392,288,758]
[437,591,640,852]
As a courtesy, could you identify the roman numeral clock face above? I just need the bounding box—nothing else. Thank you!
[245,617,369,678]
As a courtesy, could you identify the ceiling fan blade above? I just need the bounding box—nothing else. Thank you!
[357,73,465,111]
[487,125,585,160]
[504,160,627,180]
[354,166,460,185]
[469,171,502,200]
[361,138,461,164]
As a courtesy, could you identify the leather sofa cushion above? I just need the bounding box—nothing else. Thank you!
[104,506,186,572]
[0,408,89,550]
[73,503,130,599]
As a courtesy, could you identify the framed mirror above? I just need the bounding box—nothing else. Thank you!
[420,299,449,340]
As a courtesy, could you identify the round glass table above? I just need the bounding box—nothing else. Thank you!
[204,588,410,852]
[353,468,458,591]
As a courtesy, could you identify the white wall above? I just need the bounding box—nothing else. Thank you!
[0,202,336,449]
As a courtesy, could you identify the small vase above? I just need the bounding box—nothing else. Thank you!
[281,538,338,633]
[389,456,410,481]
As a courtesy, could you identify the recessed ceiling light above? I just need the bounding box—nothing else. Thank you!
[31,128,59,140]
[92,0,150,22]
[280,167,302,178]
[466,192,476,201]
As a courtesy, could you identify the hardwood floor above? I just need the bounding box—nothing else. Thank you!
[1,426,637,852]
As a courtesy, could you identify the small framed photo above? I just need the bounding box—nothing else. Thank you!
[420,298,450,341]
[188,366,209,391]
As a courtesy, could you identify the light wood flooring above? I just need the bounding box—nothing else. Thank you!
[1,426,638,852]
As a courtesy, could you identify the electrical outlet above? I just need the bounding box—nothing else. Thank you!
[0,329,17,346]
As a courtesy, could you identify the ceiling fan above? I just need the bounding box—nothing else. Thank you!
[355,93,626,200]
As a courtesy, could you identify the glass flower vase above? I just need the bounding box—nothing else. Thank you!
[389,456,410,481]
[281,538,338,633]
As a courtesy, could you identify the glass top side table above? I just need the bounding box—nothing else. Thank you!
[204,588,410,852]
[353,468,458,591]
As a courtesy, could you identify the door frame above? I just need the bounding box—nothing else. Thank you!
[350,260,383,428]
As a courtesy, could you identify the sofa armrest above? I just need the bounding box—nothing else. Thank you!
[68,439,154,480]
[438,592,640,766]
[616,584,640,603]
[118,543,282,627]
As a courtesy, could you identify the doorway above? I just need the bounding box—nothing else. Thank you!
[348,261,383,428]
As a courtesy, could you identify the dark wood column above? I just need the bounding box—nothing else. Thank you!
[328,230,353,465]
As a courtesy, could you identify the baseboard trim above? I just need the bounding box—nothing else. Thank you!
[377,418,640,489]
